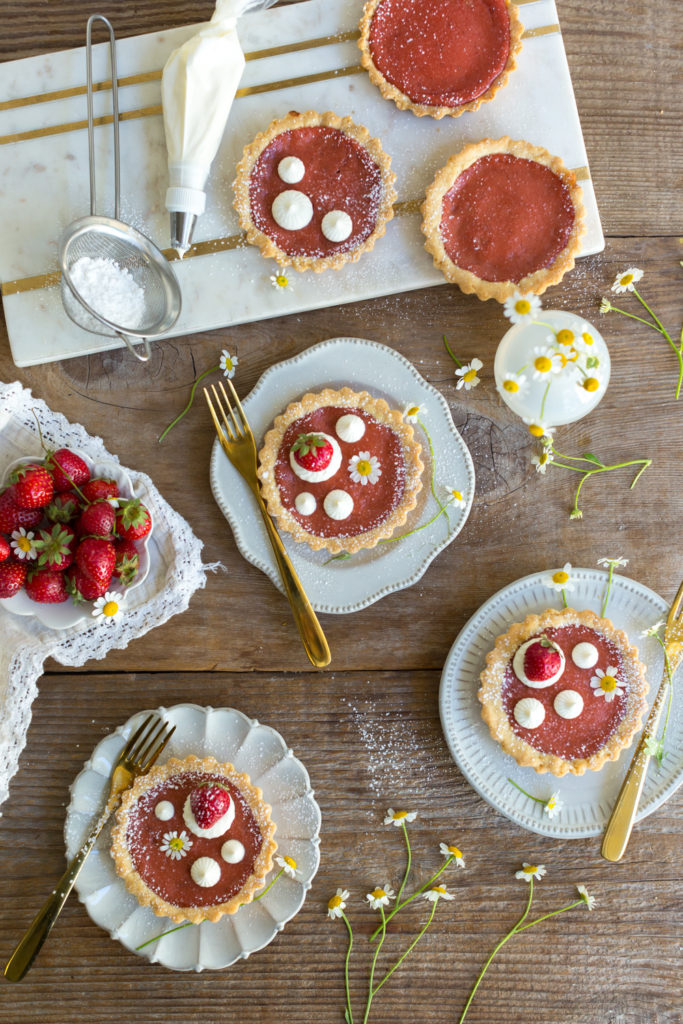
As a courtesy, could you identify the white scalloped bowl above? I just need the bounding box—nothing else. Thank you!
[65,704,321,971]
[0,451,151,629]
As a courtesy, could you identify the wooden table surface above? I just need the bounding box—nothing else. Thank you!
[0,1,681,1021]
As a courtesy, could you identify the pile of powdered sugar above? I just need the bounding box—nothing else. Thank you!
[69,256,145,329]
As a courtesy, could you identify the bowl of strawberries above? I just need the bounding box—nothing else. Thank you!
[0,446,152,630]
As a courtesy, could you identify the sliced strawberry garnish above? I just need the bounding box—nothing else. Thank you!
[291,433,334,473]
[189,782,232,829]
[523,637,563,681]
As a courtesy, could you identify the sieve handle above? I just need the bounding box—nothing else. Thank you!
[117,333,152,362]
[86,15,120,220]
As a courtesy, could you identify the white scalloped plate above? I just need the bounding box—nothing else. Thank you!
[65,704,321,971]
[210,337,475,614]
[439,569,683,839]
[0,452,151,629]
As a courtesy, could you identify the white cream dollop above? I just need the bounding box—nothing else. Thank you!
[154,800,174,821]
[271,189,313,231]
[554,689,584,719]
[221,839,246,864]
[324,489,354,521]
[335,413,365,443]
[190,856,221,888]
[321,210,352,242]
[183,793,235,839]
[513,697,546,730]
[278,156,305,184]
[512,638,566,689]
[295,492,316,515]
[571,642,599,669]
[289,433,341,482]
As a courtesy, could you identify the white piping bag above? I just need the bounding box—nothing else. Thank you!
[162,0,277,257]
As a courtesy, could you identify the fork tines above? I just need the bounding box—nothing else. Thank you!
[122,713,175,770]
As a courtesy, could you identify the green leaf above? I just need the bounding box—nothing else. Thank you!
[324,552,352,565]
[581,452,604,466]
[345,1010,352,1024]
[586,356,600,369]
[645,737,664,762]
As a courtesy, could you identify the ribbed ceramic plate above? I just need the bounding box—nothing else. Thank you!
[65,704,321,971]
[0,453,151,629]
[210,337,475,614]
[439,569,683,839]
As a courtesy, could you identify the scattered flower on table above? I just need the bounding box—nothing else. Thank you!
[544,563,574,593]
[455,358,483,390]
[160,830,193,860]
[275,854,299,878]
[498,371,528,397]
[424,884,455,902]
[439,843,465,868]
[611,267,643,293]
[10,527,37,560]
[590,666,624,701]
[641,619,665,638]
[599,297,613,314]
[366,884,395,909]
[503,291,542,325]
[270,271,292,291]
[403,401,426,423]
[515,862,546,882]
[576,884,596,911]
[543,792,563,819]
[532,449,554,474]
[384,808,417,826]
[327,888,349,920]
[92,591,126,624]
[219,349,238,378]
[349,452,381,485]
[597,556,629,569]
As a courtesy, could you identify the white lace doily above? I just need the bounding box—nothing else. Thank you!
[0,381,214,811]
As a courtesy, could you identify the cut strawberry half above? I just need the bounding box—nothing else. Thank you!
[291,433,334,472]
[523,637,563,681]
[190,782,232,830]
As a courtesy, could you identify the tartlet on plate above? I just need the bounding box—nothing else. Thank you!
[257,387,424,554]
[233,110,396,272]
[111,755,277,924]
[359,0,523,119]
[478,608,649,776]
[422,137,586,301]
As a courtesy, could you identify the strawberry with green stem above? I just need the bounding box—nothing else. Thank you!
[291,433,334,473]
[34,524,76,571]
[115,498,152,542]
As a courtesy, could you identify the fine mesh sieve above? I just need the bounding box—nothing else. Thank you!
[59,15,181,363]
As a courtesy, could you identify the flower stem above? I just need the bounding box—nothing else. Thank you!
[650,635,676,762]
[158,365,219,442]
[631,288,683,399]
[377,496,455,544]
[605,304,666,332]
[372,900,438,996]
[136,922,194,950]
[561,587,568,609]
[540,381,551,420]
[601,564,615,618]
[507,778,545,804]
[363,906,386,1024]
[443,335,463,368]
[514,899,584,933]
[418,417,447,518]
[632,288,667,335]
[341,911,354,1024]
[253,867,284,900]
[396,820,412,904]
[369,857,454,941]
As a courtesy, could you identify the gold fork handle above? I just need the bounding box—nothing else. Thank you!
[254,491,331,667]
[4,803,113,981]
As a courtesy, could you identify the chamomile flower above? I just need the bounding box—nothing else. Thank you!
[523,417,555,440]
[543,792,563,819]
[327,888,349,919]
[220,350,238,379]
[579,375,601,397]
[532,449,554,474]
[276,855,299,878]
[544,562,574,592]
[576,884,596,911]
[439,843,465,868]
[403,402,426,423]
[515,863,546,882]
[10,527,37,561]
[384,809,417,827]
[349,452,381,485]
[160,830,193,860]
[532,346,562,380]
[555,328,576,348]
[641,620,665,638]
[424,885,455,902]
[366,884,394,910]
[270,271,292,291]
[574,327,597,353]
[92,591,125,625]
[597,556,629,569]
[444,486,466,508]
[503,292,542,325]
[455,358,483,390]
[497,371,529,398]
[611,268,643,293]
[590,666,624,701]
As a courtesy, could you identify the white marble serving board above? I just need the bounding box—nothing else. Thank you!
[0,0,604,367]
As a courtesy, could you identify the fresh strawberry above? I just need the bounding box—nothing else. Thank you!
[115,498,152,542]
[190,782,232,829]
[523,637,563,681]
[291,433,334,473]
[66,565,108,602]
[79,478,119,504]
[46,491,80,524]
[11,463,54,509]
[46,449,90,493]
[75,537,116,590]
[112,538,140,586]
[34,524,76,571]
[0,560,26,598]
[76,500,116,538]
[25,568,69,604]
[0,486,45,532]
[0,536,10,562]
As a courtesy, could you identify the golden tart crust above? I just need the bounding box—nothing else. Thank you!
[358,0,523,119]
[233,110,396,273]
[478,608,649,777]
[111,756,277,924]
[257,387,424,555]
[421,137,586,302]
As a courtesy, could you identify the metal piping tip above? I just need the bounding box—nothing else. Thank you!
[170,211,197,258]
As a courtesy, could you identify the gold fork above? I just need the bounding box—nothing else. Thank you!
[4,712,176,981]
[601,580,683,861]
[204,379,331,668]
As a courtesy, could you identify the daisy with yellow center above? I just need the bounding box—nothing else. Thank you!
[10,527,37,561]
[444,486,466,508]
[349,452,381,485]
[384,808,417,826]
[503,291,542,325]
[366,884,394,909]
[160,830,193,860]
[531,346,562,380]
[327,888,349,920]
[515,862,546,882]
[523,417,554,440]
[543,792,563,819]
[275,854,299,878]
[439,842,465,868]
[498,371,528,398]
[555,328,575,346]
[581,376,601,393]
[573,327,596,353]
[219,349,238,379]
[455,358,483,390]
[402,402,425,423]
[424,884,455,902]
[543,562,574,593]
[590,665,624,701]
[531,449,554,474]
[611,267,643,294]
[577,884,596,911]
[92,591,125,624]
[270,272,292,291]
[641,619,665,638]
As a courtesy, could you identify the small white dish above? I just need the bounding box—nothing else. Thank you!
[210,337,475,614]
[0,452,151,629]
[439,569,682,839]
[65,703,321,972]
